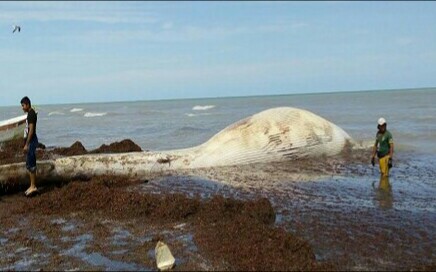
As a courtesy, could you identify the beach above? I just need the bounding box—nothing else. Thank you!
[0,135,435,270]
[0,89,435,270]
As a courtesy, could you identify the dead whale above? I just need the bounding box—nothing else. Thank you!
[0,107,353,189]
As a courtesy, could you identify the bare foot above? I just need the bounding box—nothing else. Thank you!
[24,187,32,195]
[25,187,38,196]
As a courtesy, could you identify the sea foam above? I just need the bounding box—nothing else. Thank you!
[48,111,65,116]
[185,113,212,117]
[192,105,215,111]
[84,112,107,118]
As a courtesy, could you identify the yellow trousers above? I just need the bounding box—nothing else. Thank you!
[379,155,391,177]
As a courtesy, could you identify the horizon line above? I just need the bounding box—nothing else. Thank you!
[1,86,435,108]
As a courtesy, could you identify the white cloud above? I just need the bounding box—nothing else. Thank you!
[81,53,434,85]
[48,20,308,45]
[9,56,372,90]
[0,2,158,24]
[257,21,308,32]
[0,2,308,43]
[3,51,433,105]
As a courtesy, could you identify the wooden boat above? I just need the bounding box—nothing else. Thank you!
[0,114,27,143]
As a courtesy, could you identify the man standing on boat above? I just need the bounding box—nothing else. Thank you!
[20,96,38,196]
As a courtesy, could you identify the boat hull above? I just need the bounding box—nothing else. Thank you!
[0,115,27,143]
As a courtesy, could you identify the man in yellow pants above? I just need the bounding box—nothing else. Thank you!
[371,118,394,177]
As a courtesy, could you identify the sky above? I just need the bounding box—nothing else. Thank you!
[1,1,436,106]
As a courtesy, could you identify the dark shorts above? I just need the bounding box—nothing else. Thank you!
[26,135,38,173]
[377,152,388,159]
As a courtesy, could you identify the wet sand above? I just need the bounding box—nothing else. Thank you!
[0,139,435,270]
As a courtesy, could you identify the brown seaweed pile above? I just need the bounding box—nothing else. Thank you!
[0,138,142,165]
[0,177,332,271]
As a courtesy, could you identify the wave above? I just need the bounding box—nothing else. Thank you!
[177,126,209,132]
[84,112,107,118]
[185,113,212,117]
[416,115,436,122]
[170,126,210,137]
[48,111,65,116]
[192,105,215,111]
[70,108,84,112]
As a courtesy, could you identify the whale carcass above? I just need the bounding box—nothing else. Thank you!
[0,107,352,188]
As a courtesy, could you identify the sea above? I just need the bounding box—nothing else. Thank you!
[1,88,435,154]
[1,87,435,269]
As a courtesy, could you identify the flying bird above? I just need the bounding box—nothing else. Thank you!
[12,25,21,33]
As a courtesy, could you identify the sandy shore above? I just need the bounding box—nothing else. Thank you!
[0,139,435,270]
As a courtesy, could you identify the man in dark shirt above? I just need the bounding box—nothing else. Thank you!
[21,96,38,196]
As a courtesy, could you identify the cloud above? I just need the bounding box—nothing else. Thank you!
[0,2,308,44]
[59,52,436,86]
[0,2,158,24]
[8,56,374,90]
[257,22,308,32]
[49,20,308,45]
[3,51,434,106]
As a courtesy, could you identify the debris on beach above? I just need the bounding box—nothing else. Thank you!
[157,157,171,164]
[53,139,142,156]
[0,138,143,166]
[53,141,88,156]
[90,139,142,154]
[0,178,328,270]
[155,241,176,271]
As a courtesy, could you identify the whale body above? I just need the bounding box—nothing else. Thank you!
[0,107,352,188]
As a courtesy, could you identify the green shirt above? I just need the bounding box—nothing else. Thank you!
[375,130,393,158]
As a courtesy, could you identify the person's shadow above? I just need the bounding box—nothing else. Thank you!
[374,175,393,210]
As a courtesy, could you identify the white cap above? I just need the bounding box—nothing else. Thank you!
[378,117,386,125]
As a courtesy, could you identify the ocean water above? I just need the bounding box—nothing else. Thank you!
[1,88,435,155]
